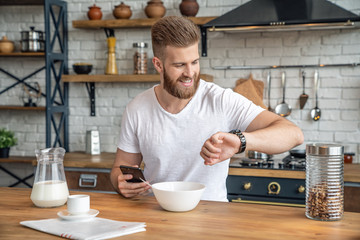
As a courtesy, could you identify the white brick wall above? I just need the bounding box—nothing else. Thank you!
[0,0,359,164]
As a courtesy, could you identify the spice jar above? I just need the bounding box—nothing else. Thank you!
[305,143,344,221]
[133,42,148,74]
[344,152,354,164]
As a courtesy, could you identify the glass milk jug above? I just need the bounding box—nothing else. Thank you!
[30,147,69,207]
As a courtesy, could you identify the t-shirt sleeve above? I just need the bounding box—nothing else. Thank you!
[222,88,265,131]
[117,107,141,153]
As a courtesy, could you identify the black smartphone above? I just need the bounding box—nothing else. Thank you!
[120,165,145,183]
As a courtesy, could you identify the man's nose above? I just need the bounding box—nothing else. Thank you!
[183,64,194,78]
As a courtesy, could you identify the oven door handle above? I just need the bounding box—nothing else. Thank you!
[231,198,304,208]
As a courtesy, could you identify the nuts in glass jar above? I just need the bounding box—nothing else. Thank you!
[306,183,343,221]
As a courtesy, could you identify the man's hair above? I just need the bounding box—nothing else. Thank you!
[151,16,200,60]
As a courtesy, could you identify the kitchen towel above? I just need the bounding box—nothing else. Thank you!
[233,74,267,109]
[20,217,146,240]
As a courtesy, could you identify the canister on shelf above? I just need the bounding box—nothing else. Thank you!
[305,143,344,221]
[344,152,355,164]
[86,130,100,155]
[133,42,148,74]
[105,36,118,75]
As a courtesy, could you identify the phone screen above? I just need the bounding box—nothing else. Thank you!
[120,165,145,183]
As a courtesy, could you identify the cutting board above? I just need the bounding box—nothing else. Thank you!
[233,74,266,109]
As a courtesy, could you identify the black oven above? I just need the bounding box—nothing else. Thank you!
[226,175,305,206]
[227,151,306,207]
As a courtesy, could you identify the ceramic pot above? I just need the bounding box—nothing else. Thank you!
[87,4,102,20]
[144,0,166,18]
[113,2,132,19]
[179,0,199,17]
[0,36,15,53]
[0,147,10,158]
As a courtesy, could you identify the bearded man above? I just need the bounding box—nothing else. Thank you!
[110,16,303,201]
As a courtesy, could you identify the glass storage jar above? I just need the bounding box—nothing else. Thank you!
[344,152,354,164]
[133,42,148,74]
[305,143,344,221]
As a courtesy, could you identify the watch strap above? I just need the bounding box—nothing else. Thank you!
[229,129,246,154]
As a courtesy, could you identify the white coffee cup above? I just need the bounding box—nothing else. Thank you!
[67,195,90,215]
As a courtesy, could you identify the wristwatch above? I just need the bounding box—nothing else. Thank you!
[229,129,246,154]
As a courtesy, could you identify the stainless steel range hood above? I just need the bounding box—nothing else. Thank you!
[202,0,360,32]
[200,0,360,56]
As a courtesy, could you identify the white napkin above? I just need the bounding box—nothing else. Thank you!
[20,217,146,240]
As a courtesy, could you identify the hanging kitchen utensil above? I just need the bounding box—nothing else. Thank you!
[311,70,321,121]
[275,72,292,117]
[299,70,308,109]
[267,71,273,112]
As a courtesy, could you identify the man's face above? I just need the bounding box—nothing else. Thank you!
[160,43,200,99]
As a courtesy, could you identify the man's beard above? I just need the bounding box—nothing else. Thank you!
[163,67,200,99]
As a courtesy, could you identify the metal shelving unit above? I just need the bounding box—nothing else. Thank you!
[0,0,69,151]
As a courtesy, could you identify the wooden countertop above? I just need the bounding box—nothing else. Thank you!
[62,152,116,168]
[2,152,360,182]
[1,187,359,240]
[0,152,116,168]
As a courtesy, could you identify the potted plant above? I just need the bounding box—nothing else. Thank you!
[0,128,18,158]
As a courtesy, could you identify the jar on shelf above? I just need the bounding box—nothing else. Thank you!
[87,4,102,20]
[0,36,15,53]
[305,143,344,221]
[179,0,199,17]
[144,0,166,18]
[113,2,132,19]
[133,42,148,74]
[344,152,355,164]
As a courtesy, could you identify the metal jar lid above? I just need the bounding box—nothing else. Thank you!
[133,42,148,48]
[306,143,344,156]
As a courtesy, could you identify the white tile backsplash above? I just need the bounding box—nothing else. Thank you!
[0,0,359,164]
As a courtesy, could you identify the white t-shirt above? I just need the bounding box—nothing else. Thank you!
[118,80,264,201]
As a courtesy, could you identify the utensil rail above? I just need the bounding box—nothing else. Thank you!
[212,63,359,70]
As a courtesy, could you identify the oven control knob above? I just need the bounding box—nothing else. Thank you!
[243,182,251,190]
[298,185,305,193]
[268,182,281,195]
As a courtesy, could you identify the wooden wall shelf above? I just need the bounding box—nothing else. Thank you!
[62,74,213,83]
[72,16,217,29]
[0,106,46,111]
[63,73,213,116]
[0,0,43,5]
[0,52,44,57]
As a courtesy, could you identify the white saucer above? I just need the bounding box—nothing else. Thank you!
[57,209,99,221]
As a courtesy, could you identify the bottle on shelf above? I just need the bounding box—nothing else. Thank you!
[105,37,118,75]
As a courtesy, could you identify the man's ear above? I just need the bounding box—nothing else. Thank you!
[152,57,163,73]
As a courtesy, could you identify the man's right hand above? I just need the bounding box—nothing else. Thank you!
[116,172,151,198]
[110,148,149,198]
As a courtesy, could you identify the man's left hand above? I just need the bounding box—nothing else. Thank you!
[200,132,240,166]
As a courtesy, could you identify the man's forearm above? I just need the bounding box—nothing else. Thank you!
[244,119,304,154]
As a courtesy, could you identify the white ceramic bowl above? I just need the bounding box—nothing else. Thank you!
[152,181,206,212]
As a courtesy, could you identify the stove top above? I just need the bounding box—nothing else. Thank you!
[230,154,305,171]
